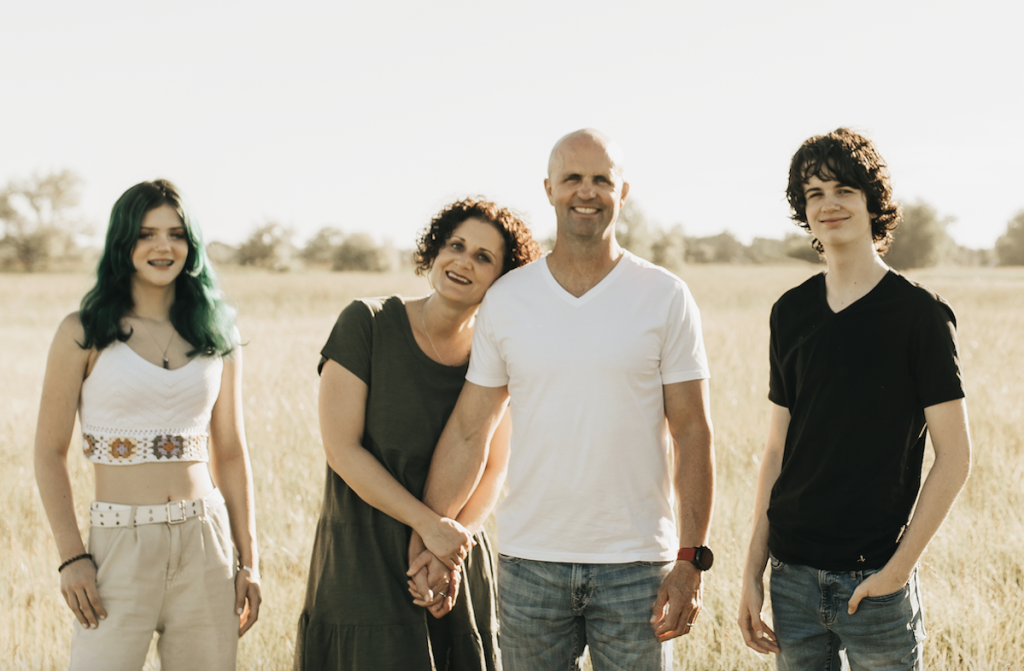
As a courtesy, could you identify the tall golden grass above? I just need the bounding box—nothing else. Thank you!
[1,265,1021,670]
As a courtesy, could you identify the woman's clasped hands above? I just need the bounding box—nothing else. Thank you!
[406,517,474,618]
[422,516,474,569]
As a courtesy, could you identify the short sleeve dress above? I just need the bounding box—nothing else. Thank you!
[294,296,500,671]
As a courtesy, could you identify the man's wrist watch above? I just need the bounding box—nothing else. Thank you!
[677,546,714,571]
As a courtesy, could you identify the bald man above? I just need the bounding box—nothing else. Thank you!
[416,129,715,670]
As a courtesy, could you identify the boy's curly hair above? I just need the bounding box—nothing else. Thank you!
[787,128,902,254]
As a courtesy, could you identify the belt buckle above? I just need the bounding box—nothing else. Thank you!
[166,500,187,525]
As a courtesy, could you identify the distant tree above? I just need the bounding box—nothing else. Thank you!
[885,200,955,270]
[616,200,656,262]
[685,231,748,264]
[205,241,238,267]
[783,233,825,264]
[236,222,295,270]
[747,237,790,264]
[995,210,1024,266]
[333,232,390,272]
[651,224,686,274]
[0,169,88,271]
[300,226,346,265]
[683,236,713,263]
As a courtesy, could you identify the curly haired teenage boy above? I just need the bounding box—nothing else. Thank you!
[738,128,972,670]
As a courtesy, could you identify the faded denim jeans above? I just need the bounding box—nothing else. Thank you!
[769,555,925,671]
[498,555,674,671]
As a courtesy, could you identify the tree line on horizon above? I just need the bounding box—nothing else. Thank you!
[3,169,1024,273]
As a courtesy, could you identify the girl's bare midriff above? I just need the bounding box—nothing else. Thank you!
[94,461,215,504]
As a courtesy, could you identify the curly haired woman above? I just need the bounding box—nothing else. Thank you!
[294,198,541,670]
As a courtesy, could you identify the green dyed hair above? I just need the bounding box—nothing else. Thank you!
[79,179,237,357]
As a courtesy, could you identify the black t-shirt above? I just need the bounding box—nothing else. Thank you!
[767,271,964,571]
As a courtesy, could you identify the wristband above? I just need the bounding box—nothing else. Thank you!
[58,553,93,574]
[677,546,714,571]
[239,565,260,580]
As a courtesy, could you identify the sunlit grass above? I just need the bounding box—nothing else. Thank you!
[2,265,1021,669]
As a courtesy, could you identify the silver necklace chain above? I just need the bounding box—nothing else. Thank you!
[132,313,175,369]
[420,297,451,366]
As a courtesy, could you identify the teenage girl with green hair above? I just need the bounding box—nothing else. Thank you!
[34,179,261,669]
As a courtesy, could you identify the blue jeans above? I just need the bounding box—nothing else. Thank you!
[769,556,925,671]
[498,555,673,671]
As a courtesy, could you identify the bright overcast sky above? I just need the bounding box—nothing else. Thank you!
[2,0,1021,250]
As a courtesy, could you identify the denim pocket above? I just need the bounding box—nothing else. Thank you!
[498,553,525,566]
[859,568,910,603]
[861,583,908,603]
[769,555,786,571]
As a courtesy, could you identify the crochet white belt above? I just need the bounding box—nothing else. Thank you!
[89,489,225,528]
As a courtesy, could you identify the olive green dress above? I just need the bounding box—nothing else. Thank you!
[294,296,500,671]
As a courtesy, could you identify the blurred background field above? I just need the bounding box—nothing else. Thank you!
[2,265,1022,670]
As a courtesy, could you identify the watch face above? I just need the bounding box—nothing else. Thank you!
[695,546,714,570]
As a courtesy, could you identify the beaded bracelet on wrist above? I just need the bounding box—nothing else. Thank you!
[58,553,94,573]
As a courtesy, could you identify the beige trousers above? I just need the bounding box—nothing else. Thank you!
[68,491,239,671]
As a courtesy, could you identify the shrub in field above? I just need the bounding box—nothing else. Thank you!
[885,200,956,269]
[333,232,392,271]
[995,209,1024,266]
[237,221,297,270]
[300,226,346,266]
[0,169,90,272]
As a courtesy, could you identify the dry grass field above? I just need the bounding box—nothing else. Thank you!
[2,264,1022,670]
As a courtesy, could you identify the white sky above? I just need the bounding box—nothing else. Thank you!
[2,0,1021,249]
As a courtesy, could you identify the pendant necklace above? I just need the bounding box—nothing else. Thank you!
[133,314,176,369]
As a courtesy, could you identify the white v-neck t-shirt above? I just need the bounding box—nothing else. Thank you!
[468,251,710,562]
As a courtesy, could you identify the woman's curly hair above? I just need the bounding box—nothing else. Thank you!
[414,198,541,276]
[786,128,902,254]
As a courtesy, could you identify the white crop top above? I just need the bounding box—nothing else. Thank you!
[79,340,224,465]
